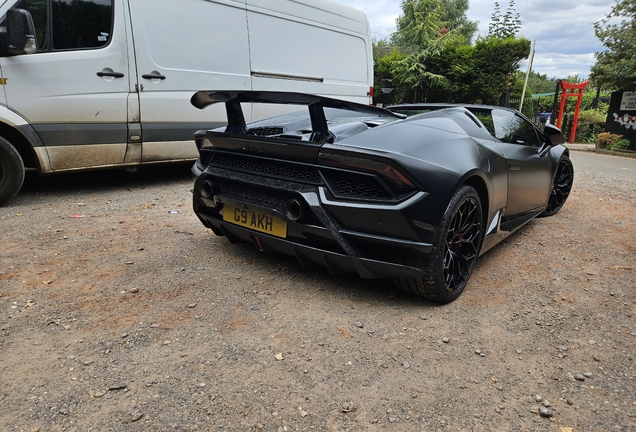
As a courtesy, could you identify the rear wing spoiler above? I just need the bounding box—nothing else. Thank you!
[190,90,404,143]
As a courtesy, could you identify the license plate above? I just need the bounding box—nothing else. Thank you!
[223,204,287,238]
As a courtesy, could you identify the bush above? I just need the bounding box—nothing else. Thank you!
[575,109,607,143]
[612,138,631,150]
[595,132,624,149]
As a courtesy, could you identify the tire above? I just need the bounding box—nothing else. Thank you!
[0,136,25,205]
[539,155,573,217]
[393,185,483,303]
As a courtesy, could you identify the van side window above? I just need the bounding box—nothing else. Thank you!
[13,0,113,51]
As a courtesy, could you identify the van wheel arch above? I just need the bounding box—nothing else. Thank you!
[0,122,40,171]
[0,135,26,204]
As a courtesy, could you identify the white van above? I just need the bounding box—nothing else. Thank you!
[0,0,374,204]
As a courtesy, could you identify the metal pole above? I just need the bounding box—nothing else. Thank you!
[519,39,536,112]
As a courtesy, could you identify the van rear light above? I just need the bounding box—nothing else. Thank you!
[368,86,374,98]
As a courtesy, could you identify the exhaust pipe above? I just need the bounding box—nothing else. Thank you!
[285,199,304,221]
[200,179,216,199]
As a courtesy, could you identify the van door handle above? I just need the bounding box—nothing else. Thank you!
[96,71,124,78]
[142,72,166,80]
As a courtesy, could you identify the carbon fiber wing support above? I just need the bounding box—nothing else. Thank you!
[190,90,405,143]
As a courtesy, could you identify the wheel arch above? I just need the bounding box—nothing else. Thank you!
[550,144,570,167]
[0,106,49,173]
[461,173,489,230]
[0,122,40,171]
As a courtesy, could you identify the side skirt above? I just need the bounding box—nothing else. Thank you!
[479,207,544,255]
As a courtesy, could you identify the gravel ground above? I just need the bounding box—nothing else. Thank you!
[1,150,635,432]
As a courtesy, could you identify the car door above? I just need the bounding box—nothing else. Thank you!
[0,0,136,172]
[489,109,553,217]
[127,0,251,163]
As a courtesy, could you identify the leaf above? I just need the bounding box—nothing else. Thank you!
[338,328,354,338]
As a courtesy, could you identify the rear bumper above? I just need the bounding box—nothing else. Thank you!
[196,210,431,279]
[193,164,441,280]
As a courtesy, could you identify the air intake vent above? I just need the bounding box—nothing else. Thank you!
[213,153,323,184]
[324,171,391,198]
[245,127,284,137]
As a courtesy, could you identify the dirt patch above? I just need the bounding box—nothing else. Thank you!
[1,154,635,431]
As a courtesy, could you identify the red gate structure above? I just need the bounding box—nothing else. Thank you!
[556,79,589,143]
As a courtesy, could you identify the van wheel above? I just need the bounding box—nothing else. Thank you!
[0,137,25,205]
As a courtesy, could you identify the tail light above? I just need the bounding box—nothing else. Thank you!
[318,152,415,189]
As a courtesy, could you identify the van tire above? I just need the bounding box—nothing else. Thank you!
[0,137,25,205]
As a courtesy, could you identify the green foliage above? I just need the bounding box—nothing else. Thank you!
[462,36,530,104]
[374,45,408,81]
[595,132,625,149]
[488,0,521,39]
[562,92,610,113]
[375,0,529,104]
[392,0,451,49]
[511,74,526,99]
[590,0,636,91]
[392,0,477,47]
[574,109,608,143]
[415,36,530,104]
[387,0,466,103]
[373,45,408,105]
[613,138,631,149]
[518,70,560,95]
[563,74,585,84]
[391,52,447,103]
[438,0,479,44]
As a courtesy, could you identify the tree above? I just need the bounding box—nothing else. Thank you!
[392,0,476,47]
[521,70,560,94]
[466,36,530,104]
[389,0,463,102]
[488,0,521,39]
[382,0,528,104]
[590,0,636,91]
[425,36,530,104]
[437,0,478,44]
[373,44,408,105]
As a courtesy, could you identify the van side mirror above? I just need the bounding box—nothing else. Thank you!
[543,123,565,147]
[3,8,37,55]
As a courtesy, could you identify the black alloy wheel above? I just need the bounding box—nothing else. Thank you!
[540,155,573,217]
[392,185,483,303]
[442,191,482,294]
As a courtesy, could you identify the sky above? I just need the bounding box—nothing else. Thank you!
[330,0,614,80]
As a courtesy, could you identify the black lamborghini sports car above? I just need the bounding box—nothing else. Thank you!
[190,91,573,303]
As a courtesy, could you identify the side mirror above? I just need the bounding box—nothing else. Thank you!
[543,123,565,147]
[4,8,37,55]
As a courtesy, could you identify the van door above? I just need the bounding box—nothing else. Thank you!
[127,0,251,162]
[0,0,135,172]
[246,0,372,117]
